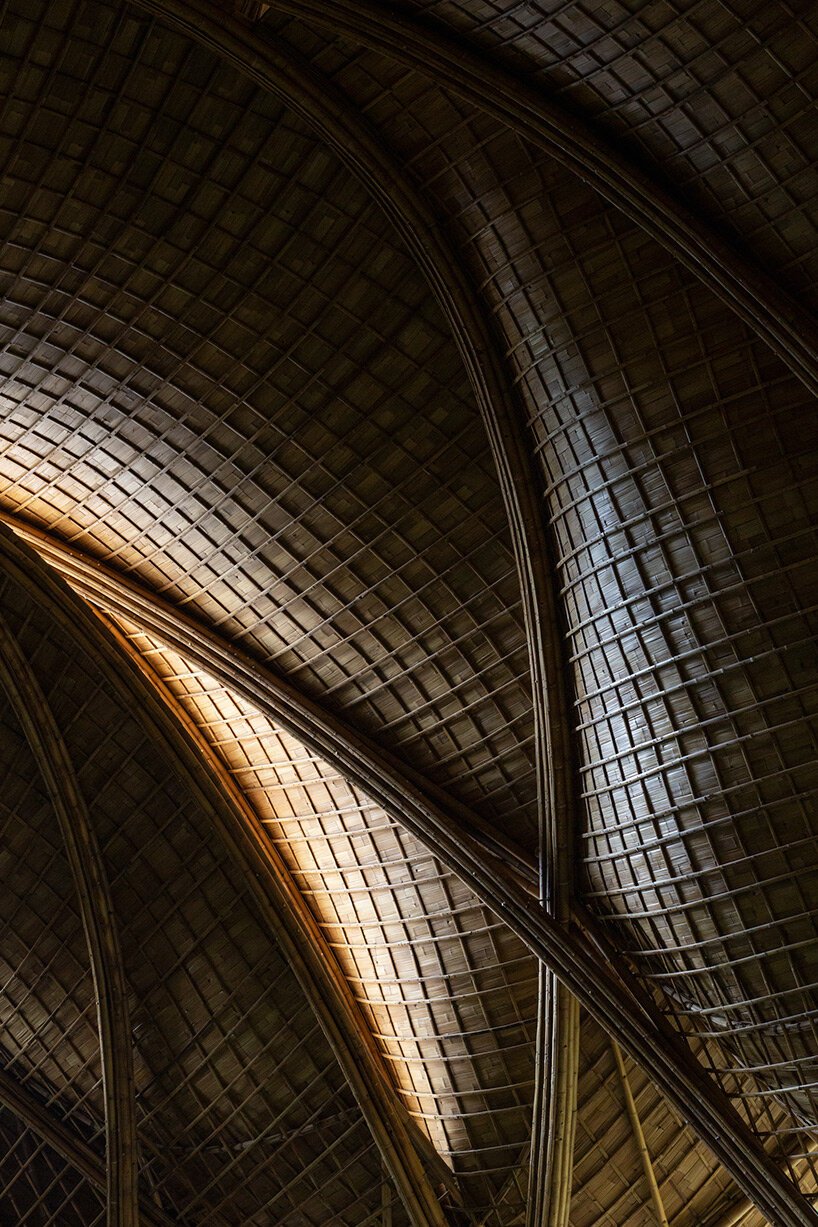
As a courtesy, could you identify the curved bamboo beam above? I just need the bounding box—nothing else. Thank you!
[0,510,538,886]
[0,525,452,1227]
[0,1067,174,1227]
[0,609,139,1227]
[265,0,818,398]
[7,520,818,1227]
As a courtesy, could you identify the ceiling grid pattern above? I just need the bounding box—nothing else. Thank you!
[251,8,818,1193]
[0,0,538,847]
[0,0,815,1223]
[381,0,818,304]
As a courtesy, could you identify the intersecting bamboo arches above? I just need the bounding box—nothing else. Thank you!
[9,518,818,1227]
[0,608,139,1227]
[263,0,818,400]
[116,7,583,1222]
[0,6,813,1222]
[0,525,453,1227]
[1,2,814,1227]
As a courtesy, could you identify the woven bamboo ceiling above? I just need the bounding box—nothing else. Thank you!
[0,0,815,1224]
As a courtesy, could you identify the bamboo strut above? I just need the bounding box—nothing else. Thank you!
[610,1040,670,1227]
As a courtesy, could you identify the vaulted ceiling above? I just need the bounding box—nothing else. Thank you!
[0,1,816,1224]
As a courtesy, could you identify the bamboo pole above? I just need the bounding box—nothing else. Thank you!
[611,1039,670,1227]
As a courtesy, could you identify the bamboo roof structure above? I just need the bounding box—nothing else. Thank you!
[0,0,815,1224]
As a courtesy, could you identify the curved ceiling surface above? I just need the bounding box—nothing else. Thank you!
[0,1,816,1225]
